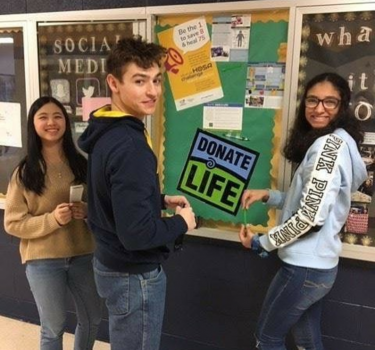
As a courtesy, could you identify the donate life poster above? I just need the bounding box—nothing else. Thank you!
[178,129,259,215]
[157,17,223,111]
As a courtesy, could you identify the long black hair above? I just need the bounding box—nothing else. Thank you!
[17,96,87,195]
[284,72,363,163]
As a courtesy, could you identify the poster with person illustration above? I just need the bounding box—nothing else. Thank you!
[211,14,251,62]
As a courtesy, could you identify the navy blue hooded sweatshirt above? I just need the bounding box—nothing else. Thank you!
[78,106,187,273]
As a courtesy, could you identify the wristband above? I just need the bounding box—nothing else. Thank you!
[251,234,269,258]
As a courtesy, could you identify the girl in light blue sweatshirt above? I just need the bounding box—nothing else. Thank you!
[239,72,367,350]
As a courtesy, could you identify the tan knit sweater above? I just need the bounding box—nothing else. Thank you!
[4,162,95,264]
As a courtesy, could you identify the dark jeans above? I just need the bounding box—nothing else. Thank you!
[255,263,338,350]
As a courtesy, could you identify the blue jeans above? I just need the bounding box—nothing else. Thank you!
[255,263,338,350]
[93,258,167,350]
[26,254,102,350]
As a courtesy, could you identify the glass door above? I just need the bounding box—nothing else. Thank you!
[0,25,28,196]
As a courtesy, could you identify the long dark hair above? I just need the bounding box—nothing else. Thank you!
[284,72,363,163]
[17,96,87,195]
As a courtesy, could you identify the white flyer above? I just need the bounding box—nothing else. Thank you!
[69,185,84,203]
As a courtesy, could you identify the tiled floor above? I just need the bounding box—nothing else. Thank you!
[0,315,110,349]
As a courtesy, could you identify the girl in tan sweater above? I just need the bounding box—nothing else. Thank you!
[4,96,102,350]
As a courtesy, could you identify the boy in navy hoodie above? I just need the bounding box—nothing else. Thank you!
[79,37,196,350]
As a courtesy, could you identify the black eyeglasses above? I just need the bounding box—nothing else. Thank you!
[305,96,341,110]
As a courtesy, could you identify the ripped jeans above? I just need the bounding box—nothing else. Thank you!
[255,262,338,350]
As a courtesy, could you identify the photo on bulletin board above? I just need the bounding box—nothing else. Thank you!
[295,5,375,259]
[155,10,289,238]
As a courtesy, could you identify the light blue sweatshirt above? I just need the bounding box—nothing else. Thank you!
[259,128,367,269]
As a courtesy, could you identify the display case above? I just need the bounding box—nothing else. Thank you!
[0,8,149,209]
[292,3,375,261]
[37,19,147,144]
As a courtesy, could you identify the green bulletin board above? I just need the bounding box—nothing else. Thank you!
[155,11,289,229]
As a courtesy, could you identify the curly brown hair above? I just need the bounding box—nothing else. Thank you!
[106,36,167,81]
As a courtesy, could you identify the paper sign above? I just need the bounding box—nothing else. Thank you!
[82,97,111,121]
[69,185,84,203]
[0,102,22,147]
[177,129,259,215]
[158,17,223,111]
[203,103,243,130]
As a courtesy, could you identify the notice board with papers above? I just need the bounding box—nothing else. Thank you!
[154,9,290,237]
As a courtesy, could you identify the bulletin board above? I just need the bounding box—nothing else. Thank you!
[155,10,289,235]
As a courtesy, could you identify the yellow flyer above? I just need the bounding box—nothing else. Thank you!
[158,17,223,111]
